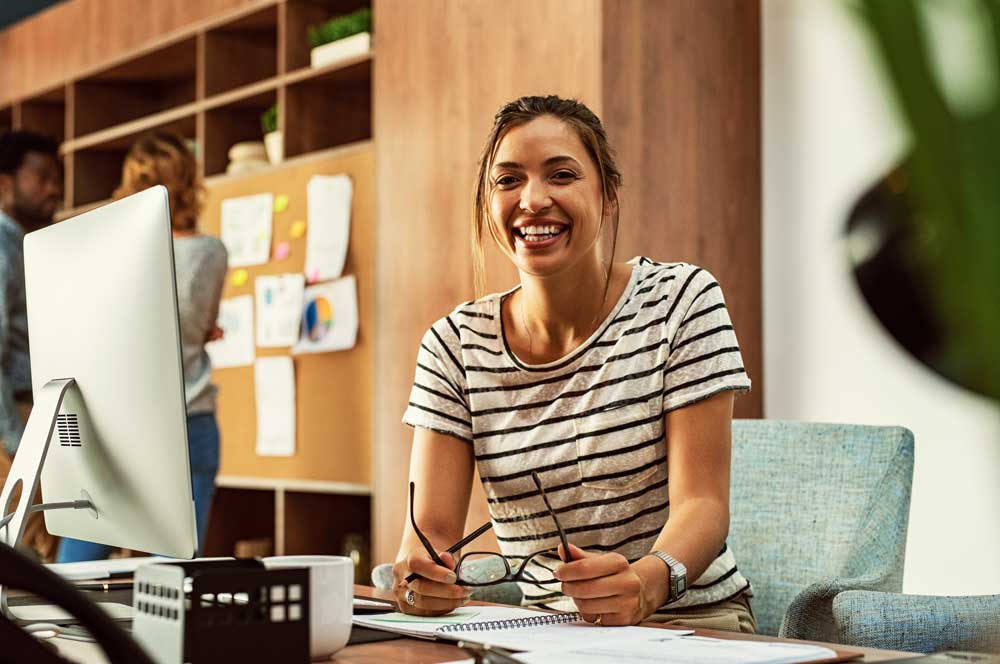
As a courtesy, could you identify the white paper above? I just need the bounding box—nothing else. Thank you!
[305,174,352,282]
[221,193,274,267]
[255,274,306,347]
[254,356,296,457]
[292,275,358,354]
[512,634,837,664]
[206,295,255,369]
[450,623,690,656]
[353,606,547,639]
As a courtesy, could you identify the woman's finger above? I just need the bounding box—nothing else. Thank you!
[406,589,469,613]
[407,554,458,584]
[556,552,629,583]
[572,595,634,616]
[408,577,472,600]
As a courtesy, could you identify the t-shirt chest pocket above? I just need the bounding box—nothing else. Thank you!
[573,401,664,491]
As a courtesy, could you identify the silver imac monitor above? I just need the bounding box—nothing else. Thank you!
[0,185,197,586]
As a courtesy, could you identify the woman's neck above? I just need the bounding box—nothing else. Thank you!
[172,229,197,238]
[510,258,630,363]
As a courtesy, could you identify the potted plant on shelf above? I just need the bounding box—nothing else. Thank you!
[261,104,281,165]
[308,7,372,69]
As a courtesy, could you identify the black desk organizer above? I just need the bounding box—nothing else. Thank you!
[132,558,310,663]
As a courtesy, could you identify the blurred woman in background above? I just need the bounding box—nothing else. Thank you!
[57,131,227,562]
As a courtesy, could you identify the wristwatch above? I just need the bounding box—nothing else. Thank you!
[648,550,688,603]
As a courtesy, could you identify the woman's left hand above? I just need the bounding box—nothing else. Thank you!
[555,543,669,626]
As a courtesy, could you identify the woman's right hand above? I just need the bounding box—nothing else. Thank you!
[392,549,472,616]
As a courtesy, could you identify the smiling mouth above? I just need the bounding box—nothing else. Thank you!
[513,224,568,244]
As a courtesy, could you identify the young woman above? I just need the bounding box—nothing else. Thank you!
[392,96,755,632]
[57,131,227,562]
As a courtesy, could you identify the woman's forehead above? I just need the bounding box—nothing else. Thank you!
[494,116,588,165]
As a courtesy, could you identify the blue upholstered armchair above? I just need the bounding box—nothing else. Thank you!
[729,420,914,639]
[831,591,1000,653]
[373,419,916,640]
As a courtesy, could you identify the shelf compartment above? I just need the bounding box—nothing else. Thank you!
[283,57,371,159]
[0,106,11,133]
[203,487,276,558]
[203,89,278,177]
[284,0,371,72]
[71,113,196,207]
[283,492,370,574]
[204,5,278,97]
[17,86,66,143]
[73,36,197,137]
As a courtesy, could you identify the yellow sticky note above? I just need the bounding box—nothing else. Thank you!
[230,269,249,287]
[290,219,307,239]
[274,194,290,213]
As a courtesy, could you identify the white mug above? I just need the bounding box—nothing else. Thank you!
[263,555,354,659]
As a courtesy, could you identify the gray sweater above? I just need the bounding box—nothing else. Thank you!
[173,235,228,415]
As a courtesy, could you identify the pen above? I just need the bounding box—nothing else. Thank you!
[405,521,494,584]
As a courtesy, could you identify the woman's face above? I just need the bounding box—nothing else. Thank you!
[488,115,608,278]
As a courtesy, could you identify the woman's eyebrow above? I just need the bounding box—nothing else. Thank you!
[492,155,580,171]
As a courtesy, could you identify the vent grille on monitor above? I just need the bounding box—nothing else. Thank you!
[57,413,81,447]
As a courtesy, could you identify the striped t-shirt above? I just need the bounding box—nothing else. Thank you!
[402,257,752,611]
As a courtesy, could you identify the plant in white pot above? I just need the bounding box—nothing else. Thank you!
[261,104,281,165]
[308,7,372,69]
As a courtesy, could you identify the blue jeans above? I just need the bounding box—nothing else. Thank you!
[56,413,220,562]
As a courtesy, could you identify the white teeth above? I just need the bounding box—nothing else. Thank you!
[520,225,562,235]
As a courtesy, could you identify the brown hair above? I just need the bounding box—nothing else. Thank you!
[114,131,203,232]
[472,95,623,298]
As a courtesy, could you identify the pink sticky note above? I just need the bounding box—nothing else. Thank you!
[274,242,291,260]
[307,268,321,284]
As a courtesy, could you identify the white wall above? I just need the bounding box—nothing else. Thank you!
[763,0,1000,595]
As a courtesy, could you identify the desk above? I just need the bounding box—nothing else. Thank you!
[13,584,918,663]
[339,587,916,664]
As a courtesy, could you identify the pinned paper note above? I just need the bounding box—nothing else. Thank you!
[305,174,351,281]
[274,193,290,213]
[231,269,249,287]
[206,295,255,369]
[254,356,296,457]
[293,275,359,355]
[221,193,273,267]
[274,242,291,261]
[290,219,307,239]
[255,274,305,347]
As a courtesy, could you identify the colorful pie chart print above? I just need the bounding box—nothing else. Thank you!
[303,296,334,341]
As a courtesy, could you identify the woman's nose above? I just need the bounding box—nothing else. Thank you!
[519,179,552,214]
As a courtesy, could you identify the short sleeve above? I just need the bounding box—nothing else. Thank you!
[662,269,751,412]
[402,321,473,443]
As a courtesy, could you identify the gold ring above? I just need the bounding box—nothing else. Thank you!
[594,615,603,625]
[405,588,417,606]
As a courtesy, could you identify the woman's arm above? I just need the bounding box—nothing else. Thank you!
[557,391,735,625]
[393,426,477,615]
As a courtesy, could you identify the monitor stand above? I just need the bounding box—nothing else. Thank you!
[0,378,110,619]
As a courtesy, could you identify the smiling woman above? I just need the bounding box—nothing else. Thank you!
[393,95,755,634]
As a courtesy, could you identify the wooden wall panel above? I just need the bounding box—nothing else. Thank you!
[372,0,604,565]
[602,0,763,419]
[0,0,260,105]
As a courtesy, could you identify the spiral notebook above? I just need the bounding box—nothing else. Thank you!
[353,606,692,647]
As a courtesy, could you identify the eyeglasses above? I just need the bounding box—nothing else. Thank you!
[407,471,573,588]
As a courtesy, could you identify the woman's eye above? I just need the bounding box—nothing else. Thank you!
[552,170,578,182]
[495,175,519,187]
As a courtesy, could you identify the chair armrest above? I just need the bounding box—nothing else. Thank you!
[779,572,892,642]
[831,590,1000,653]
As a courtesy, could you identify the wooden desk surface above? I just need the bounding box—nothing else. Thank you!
[341,586,918,663]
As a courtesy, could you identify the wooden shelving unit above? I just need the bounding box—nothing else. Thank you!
[1,0,374,221]
[1,0,376,570]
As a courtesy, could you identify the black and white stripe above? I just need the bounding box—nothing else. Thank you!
[403,258,752,611]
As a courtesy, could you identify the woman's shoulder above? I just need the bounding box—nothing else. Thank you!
[628,256,717,288]
[420,294,504,350]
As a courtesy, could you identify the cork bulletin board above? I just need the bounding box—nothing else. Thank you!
[199,142,373,485]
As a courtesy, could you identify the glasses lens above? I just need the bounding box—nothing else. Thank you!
[518,551,563,589]
[456,552,510,586]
